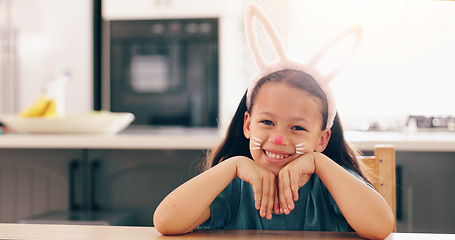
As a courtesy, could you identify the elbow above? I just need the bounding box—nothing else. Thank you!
[153,213,178,236]
[357,211,395,240]
[359,229,392,240]
[358,217,394,240]
[153,214,170,235]
[154,224,183,236]
[153,209,191,236]
[153,211,167,235]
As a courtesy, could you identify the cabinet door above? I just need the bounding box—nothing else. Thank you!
[396,152,455,234]
[0,149,83,222]
[363,150,455,234]
[87,149,204,226]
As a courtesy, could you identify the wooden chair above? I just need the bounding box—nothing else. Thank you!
[357,145,396,231]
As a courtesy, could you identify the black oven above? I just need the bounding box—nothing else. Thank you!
[106,18,218,127]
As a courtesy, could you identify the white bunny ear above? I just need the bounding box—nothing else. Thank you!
[245,2,286,71]
[306,25,364,83]
[243,2,364,130]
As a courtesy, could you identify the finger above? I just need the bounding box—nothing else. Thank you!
[259,178,270,218]
[278,182,286,214]
[279,170,293,214]
[285,171,296,212]
[285,184,296,211]
[251,178,262,210]
[290,169,300,202]
[266,178,275,220]
[274,182,280,214]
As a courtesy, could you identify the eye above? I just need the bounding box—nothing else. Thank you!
[260,120,274,126]
[292,125,306,131]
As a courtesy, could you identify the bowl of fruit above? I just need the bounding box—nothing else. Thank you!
[0,96,134,134]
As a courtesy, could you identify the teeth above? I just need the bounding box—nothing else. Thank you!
[265,151,288,160]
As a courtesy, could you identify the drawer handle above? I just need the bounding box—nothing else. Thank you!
[69,160,80,210]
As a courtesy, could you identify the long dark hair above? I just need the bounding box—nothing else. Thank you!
[204,69,368,182]
[204,92,251,170]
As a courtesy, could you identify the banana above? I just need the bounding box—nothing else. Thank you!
[18,95,50,117]
[18,95,60,118]
[43,99,59,118]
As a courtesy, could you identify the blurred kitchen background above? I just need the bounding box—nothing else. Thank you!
[1,0,455,131]
[1,0,455,233]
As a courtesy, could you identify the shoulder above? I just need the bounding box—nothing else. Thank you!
[343,166,373,188]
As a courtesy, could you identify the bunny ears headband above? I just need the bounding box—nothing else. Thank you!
[244,3,363,130]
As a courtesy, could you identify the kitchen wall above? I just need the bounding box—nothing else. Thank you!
[3,0,455,131]
[288,0,455,131]
[0,0,93,115]
[1,0,291,129]
[102,0,455,131]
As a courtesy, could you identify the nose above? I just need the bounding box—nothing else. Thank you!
[274,135,284,145]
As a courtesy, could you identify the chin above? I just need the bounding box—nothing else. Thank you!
[265,165,281,177]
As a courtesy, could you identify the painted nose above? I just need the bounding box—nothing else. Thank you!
[274,135,284,145]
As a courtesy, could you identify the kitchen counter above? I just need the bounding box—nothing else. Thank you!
[0,127,222,150]
[1,127,455,152]
[345,130,455,152]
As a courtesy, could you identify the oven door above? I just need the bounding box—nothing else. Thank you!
[109,19,218,127]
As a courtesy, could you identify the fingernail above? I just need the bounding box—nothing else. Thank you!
[280,208,283,214]
[267,214,272,219]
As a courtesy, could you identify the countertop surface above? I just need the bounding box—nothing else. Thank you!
[1,126,455,152]
[0,223,454,240]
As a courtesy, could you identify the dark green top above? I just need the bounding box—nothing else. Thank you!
[200,169,367,231]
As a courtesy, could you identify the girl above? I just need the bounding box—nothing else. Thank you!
[153,3,394,239]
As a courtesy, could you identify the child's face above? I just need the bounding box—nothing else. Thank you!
[243,82,331,176]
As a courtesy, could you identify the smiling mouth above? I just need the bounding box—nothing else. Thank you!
[264,150,291,161]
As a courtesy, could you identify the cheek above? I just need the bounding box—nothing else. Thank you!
[250,149,262,162]
[294,137,317,153]
[249,135,265,160]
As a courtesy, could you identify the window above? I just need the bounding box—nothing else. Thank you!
[288,0,455,130]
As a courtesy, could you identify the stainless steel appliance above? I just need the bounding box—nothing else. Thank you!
[104,18,219,127]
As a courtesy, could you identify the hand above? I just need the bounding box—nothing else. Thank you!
[277,153,316,214]
[234,156,277,220]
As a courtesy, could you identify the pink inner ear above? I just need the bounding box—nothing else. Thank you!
[274,135,283,145]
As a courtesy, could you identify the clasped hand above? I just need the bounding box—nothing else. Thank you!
[235,154,316,220]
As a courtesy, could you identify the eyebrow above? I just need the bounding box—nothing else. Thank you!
[292,117,309,124]
[257,111,309,124]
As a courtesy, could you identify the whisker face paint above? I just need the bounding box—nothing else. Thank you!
[252,137,263,142]
[251,137,263,150]
[296,143,306,154]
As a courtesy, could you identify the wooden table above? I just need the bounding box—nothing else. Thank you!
[0,223,453,240]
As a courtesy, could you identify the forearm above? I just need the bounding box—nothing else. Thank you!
[153,157,239,235]
[313,153,394,239]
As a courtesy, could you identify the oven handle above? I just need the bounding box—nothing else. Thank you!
[69,160,80,210]
[90,160,101,211]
